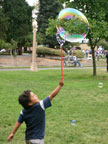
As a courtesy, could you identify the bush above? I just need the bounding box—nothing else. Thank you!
[36,46,66,57]
[73,50,84,58]
[0,39,5,49]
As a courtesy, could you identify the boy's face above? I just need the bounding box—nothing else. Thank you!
[28,92,40,106]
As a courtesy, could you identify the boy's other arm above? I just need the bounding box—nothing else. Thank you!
[8,121,22,141]
[49,79,64,101]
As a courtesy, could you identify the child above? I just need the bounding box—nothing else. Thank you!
[8,79,64,144]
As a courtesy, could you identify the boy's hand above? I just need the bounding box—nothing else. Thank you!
[59,79,64,87]
[7,122,21,142]
[49,79,64,101]
[8,133,14,141]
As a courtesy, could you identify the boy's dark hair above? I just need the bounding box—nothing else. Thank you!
[18,90,31,109]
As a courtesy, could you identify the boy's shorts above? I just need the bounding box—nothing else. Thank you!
[26,139,44,144]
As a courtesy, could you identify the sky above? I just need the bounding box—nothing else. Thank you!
[26,0,73,6]
[26,0,38,6]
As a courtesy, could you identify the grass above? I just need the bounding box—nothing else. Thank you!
[0,69,108,144]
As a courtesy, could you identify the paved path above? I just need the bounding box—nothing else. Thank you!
[0,67,106,71]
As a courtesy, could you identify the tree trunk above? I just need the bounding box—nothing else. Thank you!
[18,46,22,55]
[92,48,96,76]
[24,47,27,53]
[88,33,97,76]
[10,49,16,66]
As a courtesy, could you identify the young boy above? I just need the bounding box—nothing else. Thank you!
[8,79,64,144]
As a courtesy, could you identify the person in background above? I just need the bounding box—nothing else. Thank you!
[85,49,89,58]
[73,53,82,67]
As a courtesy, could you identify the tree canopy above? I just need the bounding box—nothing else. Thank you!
[37,0,63,48]
[0,8,9,40]
[2,0,33,52]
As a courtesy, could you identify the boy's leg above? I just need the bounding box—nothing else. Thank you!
[26,139,44,144]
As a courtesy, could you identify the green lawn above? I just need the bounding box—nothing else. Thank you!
[0,69,108,144]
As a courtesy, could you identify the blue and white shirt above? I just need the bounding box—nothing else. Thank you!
[17,96,51,140]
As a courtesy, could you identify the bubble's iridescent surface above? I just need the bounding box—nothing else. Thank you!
[57,8,89,43]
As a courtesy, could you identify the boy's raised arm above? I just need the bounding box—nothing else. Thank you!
[8,121,22,141]
[49,79,64,101]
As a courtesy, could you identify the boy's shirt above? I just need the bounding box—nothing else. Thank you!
[17,96,51,140]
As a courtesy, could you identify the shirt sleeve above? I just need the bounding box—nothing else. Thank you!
[40,96,52,110]
[17,110,24,123]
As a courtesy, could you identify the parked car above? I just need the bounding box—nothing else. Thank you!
[0,49,6,53]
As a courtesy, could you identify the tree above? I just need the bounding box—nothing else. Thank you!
[2,0,33,54]
[0,39,6,49]
[59,0,108,76]
[24,33,33,48]
[9,39,18,65]
[37,0,62,48]
[17,32,33,53]
[1,39,18,65]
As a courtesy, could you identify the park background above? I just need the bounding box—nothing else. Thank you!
[0,0,108,144]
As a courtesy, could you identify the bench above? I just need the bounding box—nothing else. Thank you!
[63,56,74,66]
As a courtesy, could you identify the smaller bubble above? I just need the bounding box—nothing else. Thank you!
[98,83,103,88]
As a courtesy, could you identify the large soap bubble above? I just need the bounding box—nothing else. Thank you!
[56,8,89,43]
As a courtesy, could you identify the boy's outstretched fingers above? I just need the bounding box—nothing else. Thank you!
[8,133,14,141]
[59,79,64,87]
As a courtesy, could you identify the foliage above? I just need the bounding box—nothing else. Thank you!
[2,39,18,56]
[73,50,84,58]
[18,33,33,48]
[3,42,11,50]
[37,0,62,47]
[57,18,88,35]
[10,39,17,51]
[97,40,108,50]
[37,32,45,45]
[25,33,33,48]
[0,39,6,49]
[2,0,33,47]
[0,8,9,40]
[36,46,66,57]
[0,39,17,50]
[46,19,57,36]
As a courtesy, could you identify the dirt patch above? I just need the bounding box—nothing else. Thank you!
[0,56,61,67]
[0,55,106,67]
